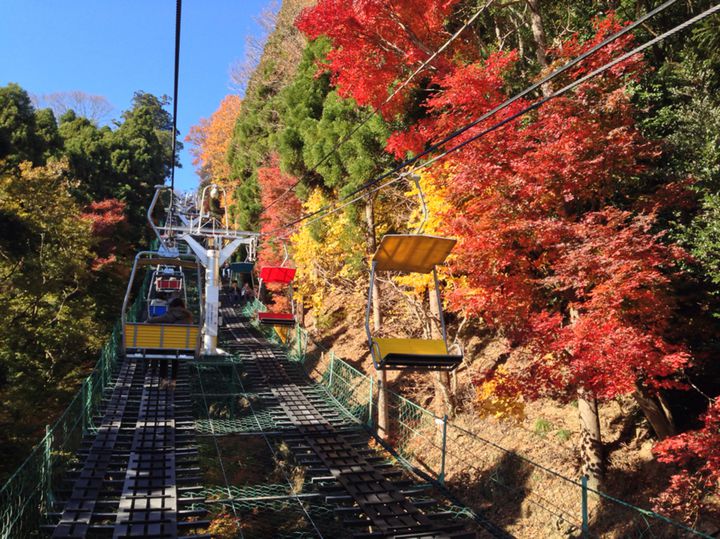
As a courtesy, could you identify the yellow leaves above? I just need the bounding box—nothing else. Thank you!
[404,166,453,236]
[207,513,242,538]
[290,188,365,316]
[394,165,457,298]
[474,366,525,422]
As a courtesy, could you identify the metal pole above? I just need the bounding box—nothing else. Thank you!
[44,424,53,507]
[328,352,335,390]
[204,242,220,354]
[439,414,448,485]
[368,377,374,428]
[582,475,589,538]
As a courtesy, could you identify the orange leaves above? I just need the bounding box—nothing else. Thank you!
[186,95,242,186]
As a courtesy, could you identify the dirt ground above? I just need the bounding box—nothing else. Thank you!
[297,291,718,537]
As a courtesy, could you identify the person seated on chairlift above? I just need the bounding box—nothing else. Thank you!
[229,280,241,305]
[147,297,193,325]
[145,297,193,388]
[242,282,254,304]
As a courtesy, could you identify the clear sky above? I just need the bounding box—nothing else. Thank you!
[0,0,272,191]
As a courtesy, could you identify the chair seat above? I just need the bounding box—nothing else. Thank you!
[230,262,254,273]
[258,312,296,326]
[124,323,199,353]
[372,338,461,371]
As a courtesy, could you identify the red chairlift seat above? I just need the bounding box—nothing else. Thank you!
[258,311,295,326]
[258,266,296,326]
[259,266,296,284]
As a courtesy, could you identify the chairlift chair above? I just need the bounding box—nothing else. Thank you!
[257,242,296,327]
[147,265,187,318]
[122,252,203,360]
[365,175,463,371]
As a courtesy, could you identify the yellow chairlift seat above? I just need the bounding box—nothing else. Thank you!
[371,337,461,370]
[124,322,200,356]
[373,234,457,273]
[366,234,462,371]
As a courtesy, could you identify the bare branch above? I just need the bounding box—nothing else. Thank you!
[34,91,114,123]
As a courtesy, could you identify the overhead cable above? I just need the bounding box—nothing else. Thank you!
[169,0,182,216]
[257,0,495,216]
[267,2,719,236]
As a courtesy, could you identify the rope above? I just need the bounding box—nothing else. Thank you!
[168,0,182,219]
[267,1,718,236]
[257,0,496,217]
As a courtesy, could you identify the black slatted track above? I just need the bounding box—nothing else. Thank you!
[49,361,209,538]
[220,305,496,538]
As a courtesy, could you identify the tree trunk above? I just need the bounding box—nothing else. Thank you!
[366,196,388,439]
[376,370,390,441]
[526,0,548,68]
[577,389,603,490]
[429,287,456,417]
[296,294,305,326]
[365,197,381,331]
[632,385,676,440]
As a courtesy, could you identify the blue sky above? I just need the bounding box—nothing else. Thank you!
[0,0,272,191]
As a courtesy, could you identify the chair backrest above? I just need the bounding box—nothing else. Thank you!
[155,277,182,291]
[124,322,199,351]
[259,266,296,284]
[373,234,456,273]
[230,262,255,274]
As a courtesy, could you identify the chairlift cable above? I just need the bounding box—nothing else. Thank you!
[257,0,496,217]
[267,1,718,237]
[169,0,182,222]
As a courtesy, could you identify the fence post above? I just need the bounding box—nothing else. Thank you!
[81,382,88,434]
[368,376,375,428]
[44,424,53,508]
[582,475,589,538]
[439,414,448,485]
[328,352,335,390]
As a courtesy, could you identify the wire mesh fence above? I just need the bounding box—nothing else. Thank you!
[0,322,122,538]
[250,301,713,539]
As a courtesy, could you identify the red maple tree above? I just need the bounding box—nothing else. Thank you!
[297,0,465,116]
[652,399,720,525]
[297,0,704,493]
[256,154,301,312]
[82,198,128,270]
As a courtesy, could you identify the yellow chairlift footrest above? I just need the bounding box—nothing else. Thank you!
[380,353,462,371]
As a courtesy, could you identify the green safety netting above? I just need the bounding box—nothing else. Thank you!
[0,323,122,538]
[241,298,712,539]
[0,282,147,538]
[2,291,712,539]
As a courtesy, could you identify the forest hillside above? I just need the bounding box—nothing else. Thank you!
[0,88,176,478]
[185,0,720,532]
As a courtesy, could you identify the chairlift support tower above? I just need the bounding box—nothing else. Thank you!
[148,184,258,354]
